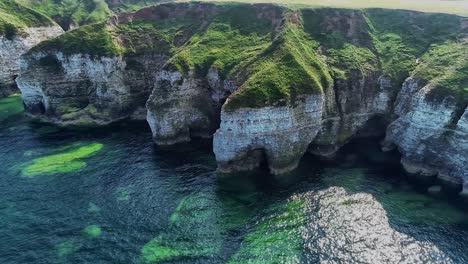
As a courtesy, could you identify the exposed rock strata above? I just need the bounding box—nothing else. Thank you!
[383,77,468,191]
[14,3,468,187]
[300,187,452,263]
[17,53,165,125]
[0,26,63,97]
[308,73,394,158]
[214,94,324,174]
[147,68,236,144]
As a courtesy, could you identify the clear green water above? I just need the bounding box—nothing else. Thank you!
[1,95,468,263]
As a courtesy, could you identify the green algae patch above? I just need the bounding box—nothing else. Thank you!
[84,225,102,238]
[21,143,103,177]
[379,189,468,225]
[141,190,252,263]
[88,202,101,213]
[116,187,131,201]
[55,240,81,258]
[229,199,307,263]
[141,236,207,264]
[0,95,24,122]
[141,192,221,262]
[321,168,366,193]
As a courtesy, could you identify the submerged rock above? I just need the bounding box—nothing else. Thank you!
[301,187,453,263]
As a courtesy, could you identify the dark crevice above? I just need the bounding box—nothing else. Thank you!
[446,102,467,129]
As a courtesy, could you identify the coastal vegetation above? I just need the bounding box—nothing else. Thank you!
[0,0,53,38]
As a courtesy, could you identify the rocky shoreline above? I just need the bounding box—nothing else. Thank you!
[3,3,467,195]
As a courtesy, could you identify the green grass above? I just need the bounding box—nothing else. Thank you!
[412,40,468,103]
[198,0,468,16]
[17,0,170,29]
[225,21,332,110]
[30,22,120,56]
[22,143,103,177]
[301,8,378,79]
[115,13,203,56]
[365,9,463,84]
[0,0,53,38]
[17,0,112,29]
[167,4,274,77]
[25,2,467,110]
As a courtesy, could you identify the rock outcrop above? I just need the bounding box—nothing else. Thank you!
[147,68,236,144]
[308,73,394,158]
[301,187,452,263]
[17,52,165,125]
[0,26,63,97]
[14,3,468,189]
[383,77,468,191]
[214,94,325,174]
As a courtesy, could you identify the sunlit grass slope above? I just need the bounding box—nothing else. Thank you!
[197,0,468,16]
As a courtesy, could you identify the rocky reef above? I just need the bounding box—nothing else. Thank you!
[301,187,452,263]
[15,3,468,192]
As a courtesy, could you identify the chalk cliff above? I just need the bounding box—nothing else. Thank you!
[0,24,63,97]
[15,3,468,192]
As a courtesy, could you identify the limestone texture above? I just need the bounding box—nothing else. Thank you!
[383,77,468,190]
[14,3,468,189]
[0,25,63,97]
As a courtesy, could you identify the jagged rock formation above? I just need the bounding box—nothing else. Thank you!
[147,68,237,145]
[383,80,467,192]
[18,52,164,125]
[383,35,468,191]
[0,0,63,97]
[0,26,63,97]
[300,187,453,263]
[16,2,468,191]
[215,94,325,174]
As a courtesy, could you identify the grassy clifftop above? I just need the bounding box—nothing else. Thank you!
[16,0,166,30]
[0,0,54,39]
[25,2,468,110]
[17,0,112,29]
[413,40,468,104]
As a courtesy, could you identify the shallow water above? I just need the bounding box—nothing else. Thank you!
[1,95,468,263]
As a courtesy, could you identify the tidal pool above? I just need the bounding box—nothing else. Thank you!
[1,95,468,263]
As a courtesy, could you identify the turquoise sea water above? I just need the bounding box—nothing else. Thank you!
[1,95,468,263]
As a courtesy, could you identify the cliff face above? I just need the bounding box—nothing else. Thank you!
[0,26,63,97]
[215,94,325,174]
[15,3,468,191]
[17,52,164,125]
[383,35,468,190]
[147,68,236,144]
[384,78,468,189]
